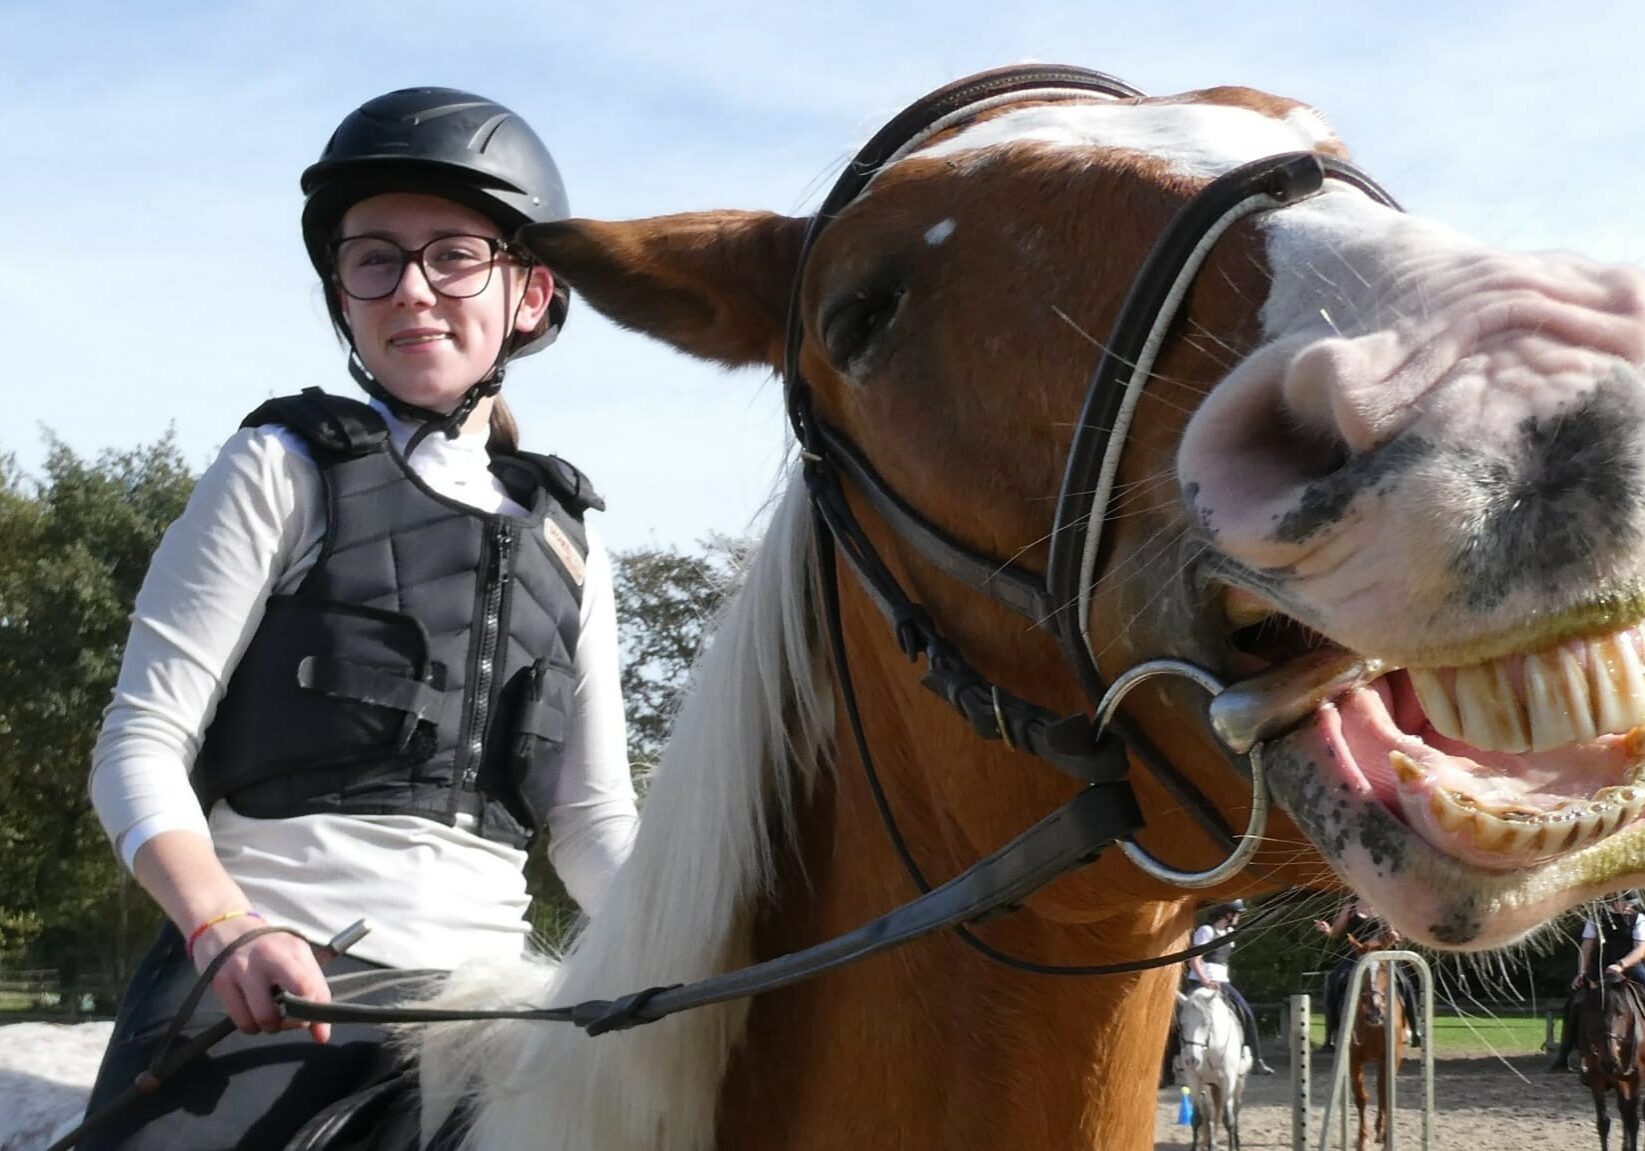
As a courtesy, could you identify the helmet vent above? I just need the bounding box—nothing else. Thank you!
[407,99,489,128]
[468,112,511,154]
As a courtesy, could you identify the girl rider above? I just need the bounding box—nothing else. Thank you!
[1185,899,1275,1075]
[1315,898,1421,1053]
[80,88,640,1150]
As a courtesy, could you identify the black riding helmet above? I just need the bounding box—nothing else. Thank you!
[300,87,571,443]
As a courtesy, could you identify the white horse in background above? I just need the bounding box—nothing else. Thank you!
[0,1020,111,1150]
[1176,987,1249,1151]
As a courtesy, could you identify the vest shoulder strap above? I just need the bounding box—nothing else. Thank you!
[241,388,389,459]
[512,450,606,518]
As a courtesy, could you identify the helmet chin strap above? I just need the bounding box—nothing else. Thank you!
[347,264,528,459]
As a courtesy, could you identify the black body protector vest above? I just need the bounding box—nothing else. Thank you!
[192,389,603,849]
[1345,909,1385,947]
[1205,929,1234,970]
[1597,908,1641,971]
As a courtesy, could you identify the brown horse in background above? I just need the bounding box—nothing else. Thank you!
[1580,973,1645,1151]
[1347,938,1406,1150]
[409,65,1645,1150]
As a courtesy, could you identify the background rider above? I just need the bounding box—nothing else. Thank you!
[1548,891,1645,1072]
[1185,899,1275,1076]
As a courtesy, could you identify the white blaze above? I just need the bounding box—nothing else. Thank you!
[916,101,1338,181]
[909,96,1442,346]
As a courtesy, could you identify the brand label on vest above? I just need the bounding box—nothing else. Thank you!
[544,519,586,586]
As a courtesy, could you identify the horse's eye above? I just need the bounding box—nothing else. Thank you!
[820,281,905,372]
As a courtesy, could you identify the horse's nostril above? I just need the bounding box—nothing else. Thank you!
[1289,427,1352,482]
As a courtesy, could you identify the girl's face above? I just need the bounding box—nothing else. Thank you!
[337,193,552,417]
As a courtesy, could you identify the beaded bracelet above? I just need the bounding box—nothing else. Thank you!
[185,909,264,960]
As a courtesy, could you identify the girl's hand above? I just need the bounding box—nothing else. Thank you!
[191,916,333,1043]
[1313,919,1331,934]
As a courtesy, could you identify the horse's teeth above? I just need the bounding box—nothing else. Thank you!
[1591,635,1645,736]
[1408,669,1460,739]
[1416,782,1645,864]
[1547,821,1580,852]
[1454,663,1531,752]
[1470,814,1540,854]
[1406,625,1645,754]
[1599,803,1628,838]
[1429,790,1472,833]
[1525,647,1598,751]
[1390,750,1426,786]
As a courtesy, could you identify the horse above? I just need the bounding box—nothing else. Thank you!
[404,61,1645,1151]
[1177,986,1249,1150]
[1580,973,1645,1151]
[31,60,1645,1150]
[0,1021,113,1150]
[1345,939,1406,1150]
[398,62,1645,1151]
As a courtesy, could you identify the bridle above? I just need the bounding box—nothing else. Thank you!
[788,63,1397,939]
[274,64,1398,1029]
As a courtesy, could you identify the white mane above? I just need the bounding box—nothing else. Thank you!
[419,474,829,1151]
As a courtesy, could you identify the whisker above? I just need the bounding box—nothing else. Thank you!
[1049,305,1223,394]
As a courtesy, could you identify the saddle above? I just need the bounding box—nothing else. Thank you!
[283,1056,421,1151]
[255,965,461,1151]
[285,1063,481,1151]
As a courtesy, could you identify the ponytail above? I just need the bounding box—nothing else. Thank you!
[488,395,521,453]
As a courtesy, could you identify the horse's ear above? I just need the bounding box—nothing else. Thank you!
[517,212,808,371]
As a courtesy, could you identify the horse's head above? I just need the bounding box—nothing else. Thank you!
[520,68,1645,952]
[1581,976,1641,1077]
[1357,963,1393,1030]
[1175,986,1223,1073]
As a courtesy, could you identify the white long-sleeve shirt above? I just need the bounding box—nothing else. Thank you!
[89,396,639,969]
[1188,923,1232,985]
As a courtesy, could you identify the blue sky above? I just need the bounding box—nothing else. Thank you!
[5,0,1644,550]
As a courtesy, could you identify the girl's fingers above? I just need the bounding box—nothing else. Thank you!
[241,977,284,1032]
[212,974,259,1034]
[272,947,334,1043]
[207,932,337,1041]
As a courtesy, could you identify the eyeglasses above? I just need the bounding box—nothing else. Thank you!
[330,233,516,301]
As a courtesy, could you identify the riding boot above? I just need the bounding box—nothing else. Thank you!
[1396,972,1423,1046]
[1323,964,1348,1052]
[1231,993,1274,1073]
[1546,993,1579,1072]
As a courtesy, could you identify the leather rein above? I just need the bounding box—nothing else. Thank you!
[279,65,1395,1028]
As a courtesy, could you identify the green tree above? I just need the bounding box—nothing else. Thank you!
[613,535,749,773]
[522,535,748,942]
[0,436,196,988]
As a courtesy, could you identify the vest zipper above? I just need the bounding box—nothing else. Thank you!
[459,522,513,799]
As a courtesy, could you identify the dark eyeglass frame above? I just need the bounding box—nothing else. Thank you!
[328,233,521,301]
